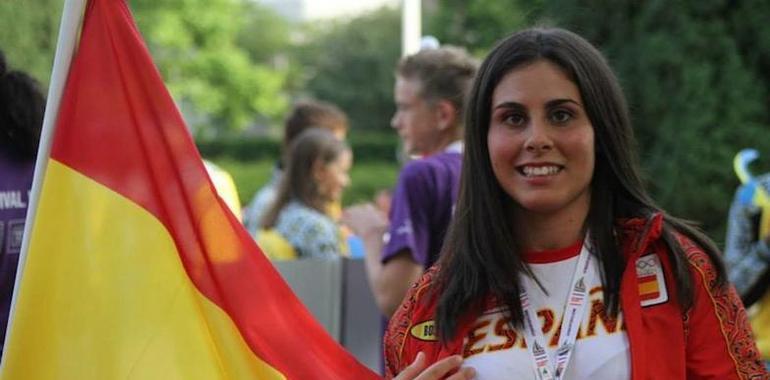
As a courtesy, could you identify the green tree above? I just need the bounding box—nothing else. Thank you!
[292,7,401,131]
[237,1,291,64]
[0,0,293,137]
[426,0,531,56]
[130,0,290,136]
[0,0,63,85]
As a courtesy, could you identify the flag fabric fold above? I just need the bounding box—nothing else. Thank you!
[0,0,379,378]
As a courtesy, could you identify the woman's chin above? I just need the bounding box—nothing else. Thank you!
[515,199,568,215]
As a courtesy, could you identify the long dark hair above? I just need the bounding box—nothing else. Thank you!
[261,128,349,228]
[435,27,726,341]
[0,50,46,161]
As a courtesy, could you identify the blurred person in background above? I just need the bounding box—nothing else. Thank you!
[260,128,352,259]
[343,46,478,318]
[0,50,45,355]
[242,99,348,236]
[203,160,242,220]
[724,149,770,370]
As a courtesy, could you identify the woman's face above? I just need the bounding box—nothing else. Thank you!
[315,149,352,203]
[487,60,595,220]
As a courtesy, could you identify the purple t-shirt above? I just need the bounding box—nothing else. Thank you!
[0,151,34,351]
[383,151,462,268]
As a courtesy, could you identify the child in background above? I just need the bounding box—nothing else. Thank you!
[243,100,348,236]
[260,128,352,259]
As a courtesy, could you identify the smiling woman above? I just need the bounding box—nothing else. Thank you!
[488,60,595,248]
[385,27,767,380]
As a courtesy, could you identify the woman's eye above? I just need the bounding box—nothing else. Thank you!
[550,110,572,123]
[504,113,526,126]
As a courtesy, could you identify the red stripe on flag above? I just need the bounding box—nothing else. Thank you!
[49,0,376,378]
[638,273,660,301]
[638,274,657,284]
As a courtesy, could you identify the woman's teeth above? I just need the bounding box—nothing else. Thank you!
[521,166,561,177]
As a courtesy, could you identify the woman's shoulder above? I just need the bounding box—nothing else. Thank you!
[388,267,441,336]
[387,266,441,334]
[275,201,336,240]
[278,201,333,226]
[384,266,442,376]
[614,213,724,284]
[669,230,723,284]
[275,201,339,258]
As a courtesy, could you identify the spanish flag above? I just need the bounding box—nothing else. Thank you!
[637,274,660,301]
[0,0,378,379]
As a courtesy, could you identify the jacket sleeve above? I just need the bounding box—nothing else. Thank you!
[681,238,768,379]
[383,268,437,379]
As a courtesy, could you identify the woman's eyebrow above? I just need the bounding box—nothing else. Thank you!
[493,99,582,111]
[546,98,582,108]
[492,101,525,111]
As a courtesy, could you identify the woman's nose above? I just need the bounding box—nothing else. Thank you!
[525,121,553,153]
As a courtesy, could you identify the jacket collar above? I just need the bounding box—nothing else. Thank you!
[616,212,664,261]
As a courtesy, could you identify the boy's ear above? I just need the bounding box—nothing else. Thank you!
[434,100,457,131]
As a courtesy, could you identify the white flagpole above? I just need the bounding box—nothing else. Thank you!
[0,0,87,367]
[401,0,421,57]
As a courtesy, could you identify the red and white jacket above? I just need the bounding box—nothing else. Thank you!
[384,214,768,379]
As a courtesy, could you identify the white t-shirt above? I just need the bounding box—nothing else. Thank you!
[462,241,631,379]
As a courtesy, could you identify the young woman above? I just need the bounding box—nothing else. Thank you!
[260,128,352,259]
[243,100,349,236]
[388,28,767,380]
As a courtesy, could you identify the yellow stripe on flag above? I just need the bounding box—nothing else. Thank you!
[638,280,658,295]
[1,160,285,380]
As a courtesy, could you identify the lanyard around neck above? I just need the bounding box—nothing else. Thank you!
[519,237,593,380]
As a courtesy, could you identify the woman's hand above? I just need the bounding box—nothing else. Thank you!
[394,352,476,380]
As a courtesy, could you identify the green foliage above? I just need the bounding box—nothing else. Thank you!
[197,137,280,162]
[427,0,770,241]
[197,131,400,163]
[209,158,399,207]
[0,0,289,135]
[237,1,291,63]
[347,131,401,162]
[130,0,290,136]
[426,0,532,56]
[0,1,293,137]
[0,0,63,85]
[345,161,400,205]
[292,7,401,131]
